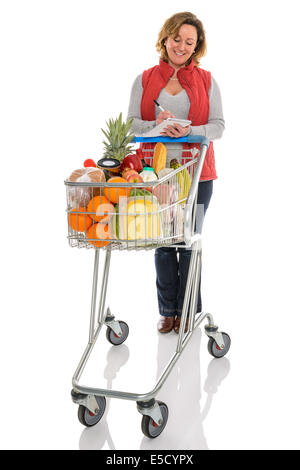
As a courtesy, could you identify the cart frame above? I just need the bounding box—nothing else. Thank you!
[67,135,230,433]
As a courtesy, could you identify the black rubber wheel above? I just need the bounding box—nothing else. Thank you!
[106,321,129,346]
[208,332,231,358]
[141,401,169,439]
[78,396,106,427]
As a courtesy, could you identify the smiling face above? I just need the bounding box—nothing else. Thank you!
[164,24,198,69]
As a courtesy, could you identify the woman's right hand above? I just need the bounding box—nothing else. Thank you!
[156,110,175,125]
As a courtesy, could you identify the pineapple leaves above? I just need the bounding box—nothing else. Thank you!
[101,113,135,161]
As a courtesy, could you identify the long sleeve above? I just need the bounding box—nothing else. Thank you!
[127,74,156,134]
[190,76,225,140]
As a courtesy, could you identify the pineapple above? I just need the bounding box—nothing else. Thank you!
[101,113,135,161]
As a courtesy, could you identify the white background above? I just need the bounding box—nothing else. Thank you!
[1,0,300,450]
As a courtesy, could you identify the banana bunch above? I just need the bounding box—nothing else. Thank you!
[170,159,192,202]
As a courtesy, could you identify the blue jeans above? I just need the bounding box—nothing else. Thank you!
[155,181,213,317]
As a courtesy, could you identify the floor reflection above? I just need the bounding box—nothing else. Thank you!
[79,344,129,450]
[140,329,230,450]
[78,328,230,450]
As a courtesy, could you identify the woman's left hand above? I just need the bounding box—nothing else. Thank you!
[160,123,190,138]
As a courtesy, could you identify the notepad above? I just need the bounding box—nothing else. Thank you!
[137,118,192,138]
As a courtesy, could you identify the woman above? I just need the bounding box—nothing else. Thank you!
[127,12,225,333]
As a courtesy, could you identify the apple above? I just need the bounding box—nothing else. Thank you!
[121,168,134,179]
[127,173,143,183]
[123,169,140,180]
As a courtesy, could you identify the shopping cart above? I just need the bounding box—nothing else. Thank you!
[65,135,231,438]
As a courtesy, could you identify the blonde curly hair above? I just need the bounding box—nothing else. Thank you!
[156,12,207,67]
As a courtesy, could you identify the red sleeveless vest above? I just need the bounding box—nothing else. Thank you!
[140,59,217,181]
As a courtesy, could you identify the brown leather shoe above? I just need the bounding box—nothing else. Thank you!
[174,316,189,334]
[157,315,175,333]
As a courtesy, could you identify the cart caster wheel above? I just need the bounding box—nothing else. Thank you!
[141,401,168,439]
[78,396,106,427]
[106,321,129,346]
[208,332,231,358]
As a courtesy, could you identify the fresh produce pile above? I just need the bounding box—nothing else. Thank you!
[66,113,192,247]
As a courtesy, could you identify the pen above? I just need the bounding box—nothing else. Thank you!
[153,99,165,113]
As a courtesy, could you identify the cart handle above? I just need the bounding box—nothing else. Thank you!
[133,135,210,147]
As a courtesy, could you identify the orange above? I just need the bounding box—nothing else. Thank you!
[104,176,130,204]
[68,207,92,232]
[87,195,114,223]
[86,223,110,248]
